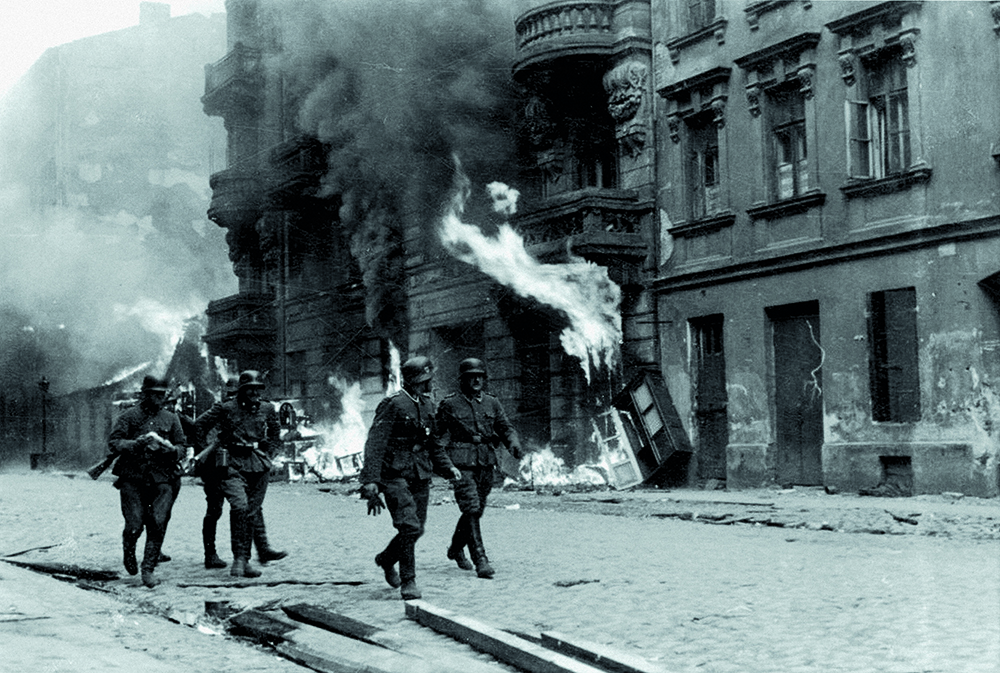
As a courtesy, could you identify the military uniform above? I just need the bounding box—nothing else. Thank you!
[108,377,187,587]
[194,372,281,577]
[360,356,457,599]
[436,358,521,578]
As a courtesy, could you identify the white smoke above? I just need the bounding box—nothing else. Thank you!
[439,163,622,383]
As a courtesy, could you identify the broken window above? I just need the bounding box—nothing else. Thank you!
[868,287,919,422]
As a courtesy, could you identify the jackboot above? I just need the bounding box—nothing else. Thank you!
[230,557,262,578]
[398,536,421,600]
[123,532,139,576]
[141,569,159,588]
[203,518,227,568]
[468,516,494,579]
[375,552,402,588]
[446,515,474,571]
[253,521,288,564]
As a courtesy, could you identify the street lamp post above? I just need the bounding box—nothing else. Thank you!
[34,377,50,469]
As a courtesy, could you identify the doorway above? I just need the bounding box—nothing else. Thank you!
[769,301,823,486]
[692,315,728,481]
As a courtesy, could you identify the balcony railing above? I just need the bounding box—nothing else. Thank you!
[513,188,651,262]
[202,43,263,118]
[204,293,275,355]
[514,1,615,73]
[207,169,263,230]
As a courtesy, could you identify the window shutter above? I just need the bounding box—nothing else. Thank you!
[846,100,871,178]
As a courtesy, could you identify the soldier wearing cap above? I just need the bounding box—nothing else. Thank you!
[108,375,190,588]
[195,370,283,578]
[435,358,522,579]
[359,355,461,600]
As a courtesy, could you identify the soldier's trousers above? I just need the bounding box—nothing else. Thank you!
[380,476,430,581]
[119,477,178,573]
[203,473,273,557]
[451,467,494,554]
[217,469,268,560]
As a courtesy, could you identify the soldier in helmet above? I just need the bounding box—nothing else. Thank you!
[108,375,190,588]
[359,356,461,600]
[435,358,522,579]
[195,370,284,578]
[196,377,288,570]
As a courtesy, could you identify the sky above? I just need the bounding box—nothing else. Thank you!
[0,0,226,100]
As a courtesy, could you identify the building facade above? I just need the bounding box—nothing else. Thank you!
[205,0,1000,496]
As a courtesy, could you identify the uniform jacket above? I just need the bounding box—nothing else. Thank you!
[359,390,454,485]
[435,392,520,469]
[194,398,280,473]
[108,404,187,483]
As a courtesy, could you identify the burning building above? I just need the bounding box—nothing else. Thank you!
[204,0,1000,496]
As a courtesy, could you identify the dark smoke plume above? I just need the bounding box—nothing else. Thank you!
[261,0,521,341]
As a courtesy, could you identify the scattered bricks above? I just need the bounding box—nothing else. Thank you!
[540,631,671,673]
[406,599,611,673]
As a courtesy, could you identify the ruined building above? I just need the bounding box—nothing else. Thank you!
[205,0,1000,496]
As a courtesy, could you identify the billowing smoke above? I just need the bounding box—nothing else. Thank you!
[0,182,231,394]
[261,0,519,342]
[440,164,622,383]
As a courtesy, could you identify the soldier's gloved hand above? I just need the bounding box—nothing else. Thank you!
[509,444,523,461]
[449,467,462,482]
[361,483,384,516]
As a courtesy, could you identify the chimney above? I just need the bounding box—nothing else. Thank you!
[140,2,171,26]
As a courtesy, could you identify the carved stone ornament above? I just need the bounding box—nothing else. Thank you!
[797,64,815,98]
[667,114,681,143]
[993,1,1000,34]
[838,52,856,87]
[618,122,648,158]
[604,62,648,123]
[898,32,917,67]
[536,147,564,183]
[710,96,727,127]
[746,82,762,117]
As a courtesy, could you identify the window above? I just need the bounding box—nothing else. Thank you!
[847,49,911,179]
[687,114,720,218]
[868,287,919,422]
[687,0,716,32]
[768,86,808,200]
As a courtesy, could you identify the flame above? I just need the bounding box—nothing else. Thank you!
[515,447,608,488]
[113,297,207,372]
[385,341,402,395]
[299,377,368,480]
[101,361,152,387]
[439,163,621,382]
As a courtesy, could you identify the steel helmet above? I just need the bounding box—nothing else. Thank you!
[238,370,266,390]
[400,356,433,385]
[459,358,487,378]
[141,375,170,393]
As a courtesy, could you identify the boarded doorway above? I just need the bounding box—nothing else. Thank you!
[768,301,823,486]
[692,315,728,481]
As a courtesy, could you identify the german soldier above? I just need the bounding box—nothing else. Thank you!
[359,356,461,600]
[108,375,190,588]
[436,358,521,579]
[194,370,283,578]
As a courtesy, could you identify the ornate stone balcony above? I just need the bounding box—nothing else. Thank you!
[513,1,615,74]
[207,169,263,230]
[203,292,275,363]
[514,188,651,264]
[202,43,263,119]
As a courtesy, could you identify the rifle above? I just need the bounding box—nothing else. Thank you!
[87,452,119,480]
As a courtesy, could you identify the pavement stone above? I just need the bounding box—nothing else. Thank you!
[1,468,998,673]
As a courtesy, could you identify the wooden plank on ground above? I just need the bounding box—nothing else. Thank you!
[283,603,510,673]
[405,600,610,673]
[1,558,119,582]
[540,631,670,673]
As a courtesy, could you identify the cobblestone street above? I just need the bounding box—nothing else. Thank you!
[2,468,999,673]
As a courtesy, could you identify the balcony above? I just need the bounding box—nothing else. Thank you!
[202,43,264,118]
[514,188,651,267]
[207,169,263,230]
[203,293,275,363]
[266,136,331,211]
[513,1,615,75]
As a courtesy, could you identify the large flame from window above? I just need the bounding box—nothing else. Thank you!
[439,161,621,383]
